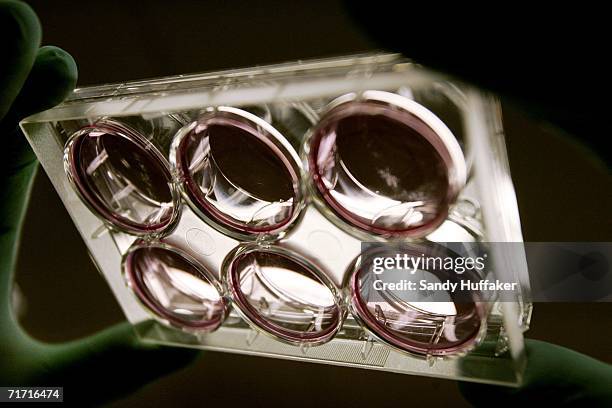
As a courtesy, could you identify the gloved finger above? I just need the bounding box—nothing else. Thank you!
[459,339,612,406]
[8,46,77,119]
[0,0,40,121]
[26,321,201,405]
[2,45,78,169]
[0,46,77,311]
[0,42,195,402]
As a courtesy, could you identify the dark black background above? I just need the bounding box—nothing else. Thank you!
[15,1,611,406]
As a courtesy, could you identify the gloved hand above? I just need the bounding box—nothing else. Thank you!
[0,1,199,404]
[2,1,610,406]
[344,3,612,406]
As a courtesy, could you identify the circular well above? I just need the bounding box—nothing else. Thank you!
[308,91,466,238]
[348,243,486,357]
[172,107,303,238]
[225,245,344,345]
[64,120,179,235]
[124,241,228,331]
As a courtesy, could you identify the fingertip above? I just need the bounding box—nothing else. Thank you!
[32,45,78,105]
[37,46,78,83]
[10,46,78,118]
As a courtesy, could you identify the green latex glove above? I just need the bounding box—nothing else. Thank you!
[0,1,199,404]
[1,2,609,406]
